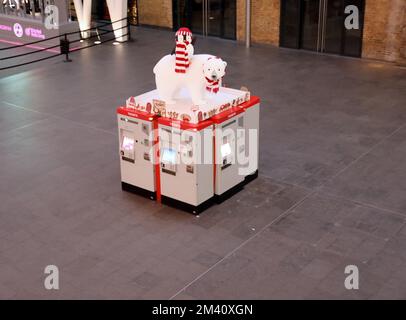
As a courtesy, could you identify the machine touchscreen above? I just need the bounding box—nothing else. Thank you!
[161,147,177,175]
[121,133,135,163]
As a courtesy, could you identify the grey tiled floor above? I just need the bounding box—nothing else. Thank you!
[1,27,406,299]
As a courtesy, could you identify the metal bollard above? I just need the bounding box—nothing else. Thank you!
[60,34,72,62]
[127,17,132,42]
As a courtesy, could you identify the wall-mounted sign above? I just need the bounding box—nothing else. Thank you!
[0,13,59,48]
[1,16,48,40]
[1,0,70,23]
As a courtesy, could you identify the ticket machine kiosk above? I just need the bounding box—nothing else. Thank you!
[240,97,261,183]
[117,107,158,200]
[158,118,214,214]
[212,106,246,202]
[117,89,260,214]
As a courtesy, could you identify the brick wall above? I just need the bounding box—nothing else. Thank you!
[399,19,406,65]
[137,0,173,29]
[362,0,406,65]
[237,0,280,46]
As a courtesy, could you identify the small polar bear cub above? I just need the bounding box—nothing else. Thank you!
[203,56,227,93]
[153,54,227,106]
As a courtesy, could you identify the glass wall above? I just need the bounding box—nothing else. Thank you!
[280,0,365,57]
[173,0,236,40]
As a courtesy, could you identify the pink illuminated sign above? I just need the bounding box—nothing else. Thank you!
[0,23,11,31]
[0,22,45,39]
[25,27,45,39]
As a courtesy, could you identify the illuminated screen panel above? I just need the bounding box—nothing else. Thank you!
[162,148,177,164]
[122,136,135,151]
[221,143,232,157]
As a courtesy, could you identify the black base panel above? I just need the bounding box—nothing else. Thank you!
[161,195,214,215]
[244,170,259,184]
[214,170,259,204]
[122,171,259,213]
[121,182,156,200]
[214,180,245,204]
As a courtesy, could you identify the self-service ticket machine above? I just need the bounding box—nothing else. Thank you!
[212,107,246,202]
[239,97,261,183]
[117,107,158,200]
[158,118,214,214]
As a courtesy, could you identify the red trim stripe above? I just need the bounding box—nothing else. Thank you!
[117,106,156,121]
[212,125,216,194]
[239,96,260,110]
[153,120,161,202]
[158,117,213,131]
[211,106,245,124]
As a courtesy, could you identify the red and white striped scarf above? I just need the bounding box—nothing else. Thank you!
[175,42,190,73]
[205,77,220,93]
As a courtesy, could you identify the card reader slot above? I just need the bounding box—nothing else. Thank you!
[221,163,232,170]
[122,156,135,163]
[222,120,236,129]
[162,168,176,176]
[121,117,138,125]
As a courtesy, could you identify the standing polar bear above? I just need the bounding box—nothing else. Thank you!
[153,54,227,106]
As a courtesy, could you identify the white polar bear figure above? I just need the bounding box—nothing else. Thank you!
[153,54,227,106]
